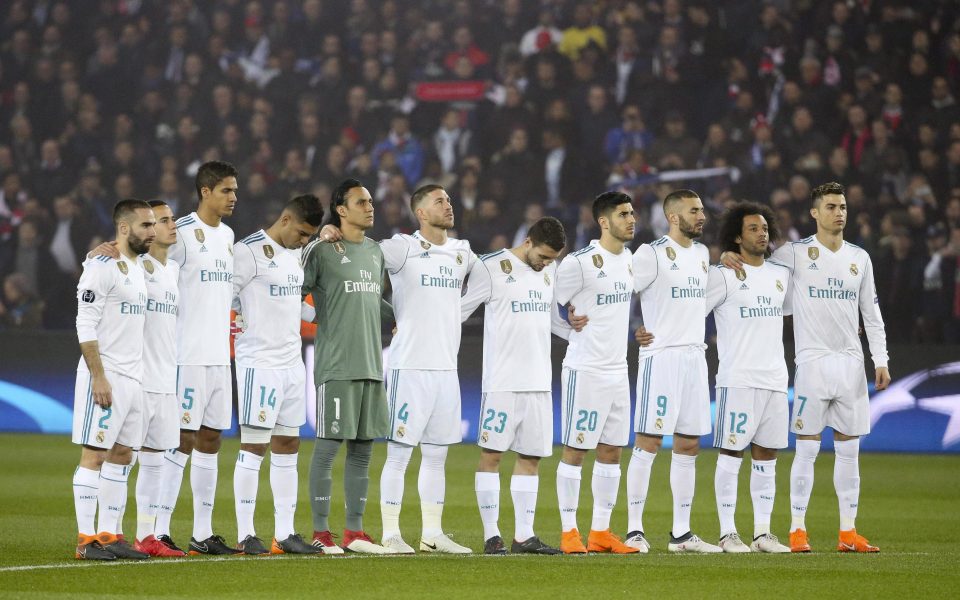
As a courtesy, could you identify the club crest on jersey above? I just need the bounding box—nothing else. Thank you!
[117,261,128,275]
[808,247,819,260]
[182,413,191,425]
[143,260,154,275]
[666,247,676,261]
[576,432,585,444]
[736,269,746,281]
[480,431,489,443]
[850,263,858,276]
[331,421,340,434]
[194,229,205,243]
[544,272,551,285]
[334,242,346,255]
[420,240,431,250]
[397,425,406,438]
[258,410,266,423]
[795,418,803,430]
[456,253,463,265]
[776,280,784,292]
[728,434,737,446]
[263,244,274,259]
[96,430,105,443]
[655,417,663,431]
[592,254,603,269]
[500,259,512,274]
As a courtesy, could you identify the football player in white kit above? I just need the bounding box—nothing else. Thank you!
[705,203,792,553]
[461,217,570,555]
[376,185,475,554]
[553,191,639,555]
[131,200,185,557]
[724,182,890,553]
[231,194,323,555]
[627,189,722,553]
[158,161,240,555]
[72,200,155,560]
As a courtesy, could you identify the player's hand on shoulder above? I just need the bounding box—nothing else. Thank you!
[719,251,743,271]
[634,326,654,347]
[567,304,588,331]
[318,224,342,242]
[92,374,112,408]
[87,240,120,261]
[875,367,891,391]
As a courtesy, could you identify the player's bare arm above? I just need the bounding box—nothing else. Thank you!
[79,340,112,408]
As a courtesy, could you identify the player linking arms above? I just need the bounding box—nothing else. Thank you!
[73,200,155,560]
[230,195,323,555]
[723,182,890,553]
[302,179,395,554]
[461,217,573,555]
[553,191,640,554]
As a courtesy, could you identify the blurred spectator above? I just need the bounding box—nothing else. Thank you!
[0,0,955,338]
[372,114,424,188]
[0,272,44,330]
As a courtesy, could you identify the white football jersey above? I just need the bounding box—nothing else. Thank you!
[381,231,476,370]
[555,240,633,374]
[232,230,304,369]
[772,236,888,368]
[140,254,180,393]
[632,235,709,357]
[168,212,234,366]
[76,254,147,382]
[461,249,558,393]
[706,261,790,392]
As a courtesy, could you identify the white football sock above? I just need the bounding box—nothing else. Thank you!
[234,450,262,543]
[379,441,412,538]
[419,444,448,539]
[475,472,500,540]
[590,462,621,532]
[750,458,777,538]
[270,452,298,540]
[510,474,538,542]
[715,454,741,537]
[790,439,820,532]
[155,449,188,537]
[135,451,164,541]
[626,447,656,533]
[556,461,582,532]
[670,453,697,538]
[97,462,131,535]
[115,451,136,536]
[191,450,219,541]
[833,439,860,531]
[73,466,100,536]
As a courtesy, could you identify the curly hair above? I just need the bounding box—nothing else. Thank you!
[718,201,781,256]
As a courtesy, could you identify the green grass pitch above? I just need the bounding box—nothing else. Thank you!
[0,434,958,599]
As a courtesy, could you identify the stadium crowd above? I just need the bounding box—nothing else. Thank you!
[0,0,958,341]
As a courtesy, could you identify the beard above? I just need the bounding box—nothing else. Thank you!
[678,216,703,239]
[129,233,153,255]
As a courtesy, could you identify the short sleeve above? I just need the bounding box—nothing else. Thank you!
[632,245,658,292]
[379,236,409,273]
[461,261,493,321]
[76,260,113,343]
[554,254,584,307]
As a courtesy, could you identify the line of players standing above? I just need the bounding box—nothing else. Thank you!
[69,160,889,560]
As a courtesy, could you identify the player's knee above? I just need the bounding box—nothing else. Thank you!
[594,443,622,464]
[750,445,777,461]
[561,445,587,466]
[635,433,662,453]
[477,449,502,471]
